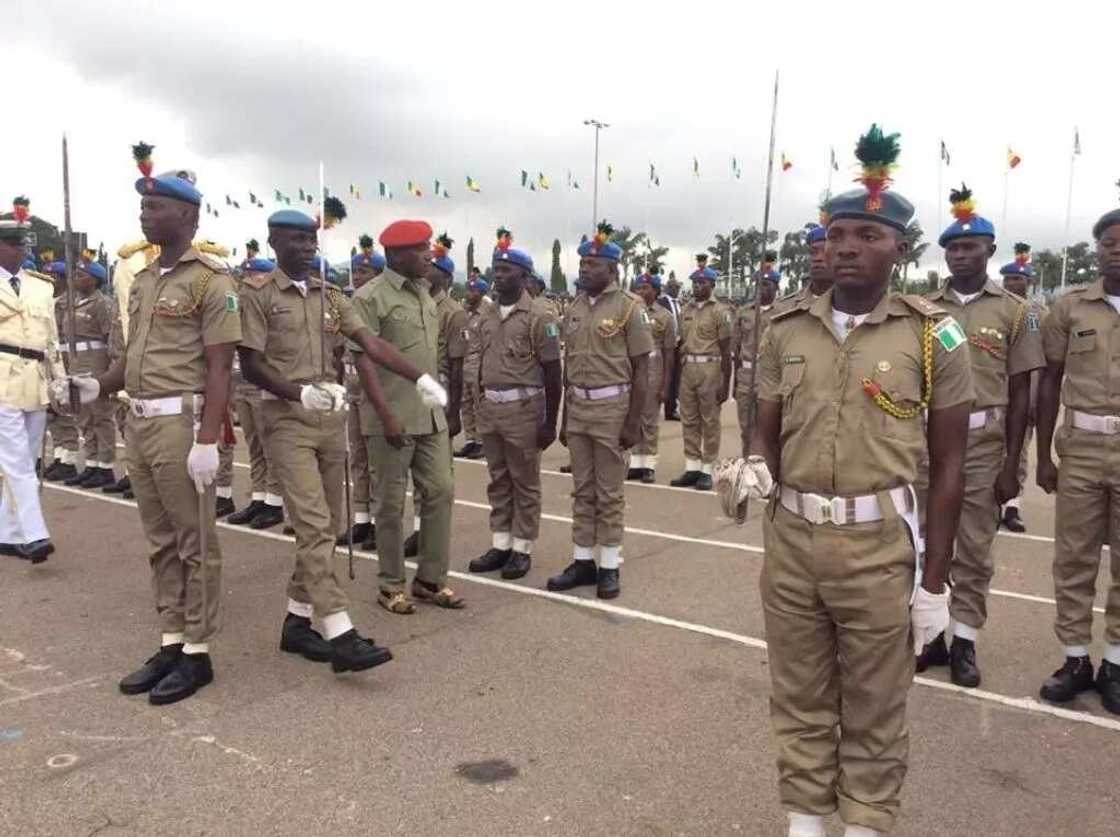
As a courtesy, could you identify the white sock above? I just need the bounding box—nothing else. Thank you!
[251,492,266,502]
[53,446,64,461]
[953,622,978,642]
[62,450,75,465]
[354,511,371,525]
[646,455,657,470]
[1063,645,1089,659]
[573,544,594,562]
[321,611,353,640]
[492,531,512,550]
[413,514,421,532]
[1006,497,1021,511]
[161,632,185,647]
[628,453,640,468]
[216,486,233,499]
[700,461,713,475]
[264,493,284,507]
[787,812,826,837]
[843,825,884,837]
[98,461,113,470]
[599,545,621,570]
[512,537,533,555]
[684,458,701,472]
[287,598,313,619]
[1105,644,1120,666]
[182,642,209,655]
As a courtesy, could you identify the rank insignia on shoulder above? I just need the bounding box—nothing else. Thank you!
[545,322,559,339]
[934,316,966,352]
[783,354,804,365]
[1026,311,1040,332]
[226,292,239,313]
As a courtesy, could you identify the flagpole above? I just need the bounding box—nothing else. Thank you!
[584,119,609,230]
[1060,131,1077,290]
[1001,162,1010,239]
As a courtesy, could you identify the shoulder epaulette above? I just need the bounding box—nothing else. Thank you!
[194,240,230,259]
[118,240,155,259]
[770,304,807,322]
[25,269,54,285]
[196,250,229,272]
[898,294,947,318]
[240,273,272,290]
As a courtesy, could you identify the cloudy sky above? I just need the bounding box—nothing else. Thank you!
[6,1,1117,281]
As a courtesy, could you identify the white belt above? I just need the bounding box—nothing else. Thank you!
[1071,410,1120,435]
[648,350,660,359]
[59,340,107,353]
[343,361,357,377]
[740,360,753,369]
[685,354,720,364]
[484,386,542,403]
[780,484,913,526]
[968,406,1004,430]
[569,383,631,401]
[130,394,201,418]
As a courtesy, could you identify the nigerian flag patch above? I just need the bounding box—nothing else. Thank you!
[640,310,650,325]
[545,322,559,339]
[226,292,239,313]
[934,316,966,352]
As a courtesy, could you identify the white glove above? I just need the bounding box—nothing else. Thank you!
[186,442,220,495]
[910,585,950,655]
[415,373,448,409]
[300,383,347,412]
[50,375,100,406]
[714,455,774,523]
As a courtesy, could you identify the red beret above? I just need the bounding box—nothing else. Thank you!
[379,220,433,249]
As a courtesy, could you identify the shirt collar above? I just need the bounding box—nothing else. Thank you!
[1083,279,1106,301]
[810,287,896,329]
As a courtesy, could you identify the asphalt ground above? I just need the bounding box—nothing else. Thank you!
[2,402,1119,836]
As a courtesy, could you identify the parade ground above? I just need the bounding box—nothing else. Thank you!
[3,404,1118,836]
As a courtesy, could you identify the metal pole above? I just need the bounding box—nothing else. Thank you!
[592,124,600,229]
[61,134,79,413]
[1060,145,1076,290]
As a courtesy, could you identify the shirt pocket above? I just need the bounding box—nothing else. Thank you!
[387,308,422,350]
[867,365,925,440]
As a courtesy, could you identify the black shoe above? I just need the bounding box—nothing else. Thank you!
[546,560,599,592]
[103,475,131,495]
[597,567,620,599]
[283,524,295,535]
[0,543,19,557]
[361,527,377,551]
[626,467,643,481]
[279,614,332,662]
[559,464,572,474]
[454,442,473,457]
[464,442,486,460]
[46,462,76,483]
[42,460,65,481]
[1040,655,1095,703]
[641,469,656,484]
[18,539,54,564]
[403,531,419,557]
[119,644,183,695]
[337,522,371,546]
[329,629,393,673]
[149,652,213,705]
[1001,507,1026,533]
[665,411,680,422]
[215,496,236,518]
[122,488,134,500]
[670,471,701,488]
[83,468,116,490]
[949,637,981,688]
[469,547,510,573]
[1097,660,1120,715]
[915,631,949,672]
[694,473,713,491]
[249,504,285,530]
[227,500,264,525]
[64,467,97,487]
[501,551,532,580]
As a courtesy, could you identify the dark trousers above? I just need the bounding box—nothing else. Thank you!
[664,348,681,419]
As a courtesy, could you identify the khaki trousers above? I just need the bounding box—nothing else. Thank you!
[762,502,915,834]
[346,395,371,514]
[679,361,722,466]
[217,435,234,490]
[1053,424,1120,647]
[368,430,453,593]
[735,374,758,458]
[127,411,222,643]
[461,369,482,443]
[77,397,117,464]
[262,401,349,617]
[631,354,663,459]
[114,398,129,474]
[234,392,281,498]
[566,393,628,547]
[49,411,79,455]
[479,392,544,541]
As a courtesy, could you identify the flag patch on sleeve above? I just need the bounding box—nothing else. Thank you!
[545,322,559,339]
[934,317,966,352]
[226,292,239,313]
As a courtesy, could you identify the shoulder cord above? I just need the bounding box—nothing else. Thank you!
[154,270,215,318]
[861,317,933,419]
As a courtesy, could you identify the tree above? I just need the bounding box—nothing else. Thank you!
[640,240,669,276]
[466,237,475,275]
[1033,244,1096,292]
[778,226,813,287]
[550,238,566,293]
[893,221,929,291]
[707,226,779,298]
[610,226,648,279]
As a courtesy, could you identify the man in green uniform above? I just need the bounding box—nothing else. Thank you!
[239,208,439,672]
[671,257,731,490]
[749,126,973,836]
[731,258,779,458]
[353,219,465,614]
[467,237,561,579]
[1035,207,1120,716]
[548,222,652,599]
[455,275,489,459]
[627,270,674,483]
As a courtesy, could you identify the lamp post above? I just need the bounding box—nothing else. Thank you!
[584,119,610,230]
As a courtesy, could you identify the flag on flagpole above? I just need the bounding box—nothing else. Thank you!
[274,189,282,202]
[538,172,551,190]
[607,165,613,183]
[572,180,580,190]
[442,189,450,199]
[781,152,793,172]
[349,184,355,196]
[434,179,441,195]
[225,194,232,206]
[521,170,529,188]
[732,156,741,179]
[940,140,951,166]
[298,187,306,201]
[353,187,360,200]
[529,181,536,192]
[1073,128,1082,155]
[649,162,657,183]
[232,200,240,209]
[378,181,387,197]
[692,157,700,178]
[407,181,422,197]
[566,169,572,188]
[830,146,840,171]
[249,191,258,205]
[466,175,481,192]
[1007,147,1022,169]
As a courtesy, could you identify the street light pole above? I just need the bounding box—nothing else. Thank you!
[584,118,609,231]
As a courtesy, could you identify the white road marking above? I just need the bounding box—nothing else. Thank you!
[42,484,1120,733]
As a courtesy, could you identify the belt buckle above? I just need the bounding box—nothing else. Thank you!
[1108,416,1120,434]
[801,492,831,525]
[130,401,145,417]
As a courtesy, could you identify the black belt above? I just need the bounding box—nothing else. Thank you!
[0,344,45,361]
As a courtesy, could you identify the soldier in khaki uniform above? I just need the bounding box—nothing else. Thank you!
[467,238,561,579]
[773,224,834,315]
[671,258,731,490]
[627,271,674,483]
[731,262,779,459]
[239,208,440,671]
[1035,207,1120,716]
[43,261,82,484]
[749,130,973,837]
[548,222,652,600]
[353,219,464,613]
[910,188,1044,688]
[455,275,489,459]
[61,166,241,705]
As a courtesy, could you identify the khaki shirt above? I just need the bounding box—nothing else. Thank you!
[731,303,775,364]
[432,289,467,383]
[479,290,561,389]
[758,290,974,495]
[680,298,731,356]
[1042,279,1120,414]
[926,279,1044,410]
[124,247,241,399]
[648,303,676,357]
[562,281,654,388]
[239,269,363,385]
[772,285,818,316]
[462,303,485,373]
[352,267,446,436]
[0,269,64,410]
[56,292,114,375]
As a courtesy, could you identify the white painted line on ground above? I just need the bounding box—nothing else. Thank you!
[42,484,1120,733]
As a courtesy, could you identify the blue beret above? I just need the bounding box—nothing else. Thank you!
[135,172,202,206]
[758,269,781,283]
[493,246,534,272]
[632,272,661,291]
[432,255,455,276]
[268,209,317,231]
[352,251,386,270]
[690,267,718,282]
[577,238,622,261]
[77,260,107,282]
[999,261,1034,278]
[824,187,914,233]
[245,257,276,272]
[21,255,37,269]
[467,278,490,293]
[807,225,827,244]
[939,215,996,248]
[1092,208,1120,240]
[45,260,66,276]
